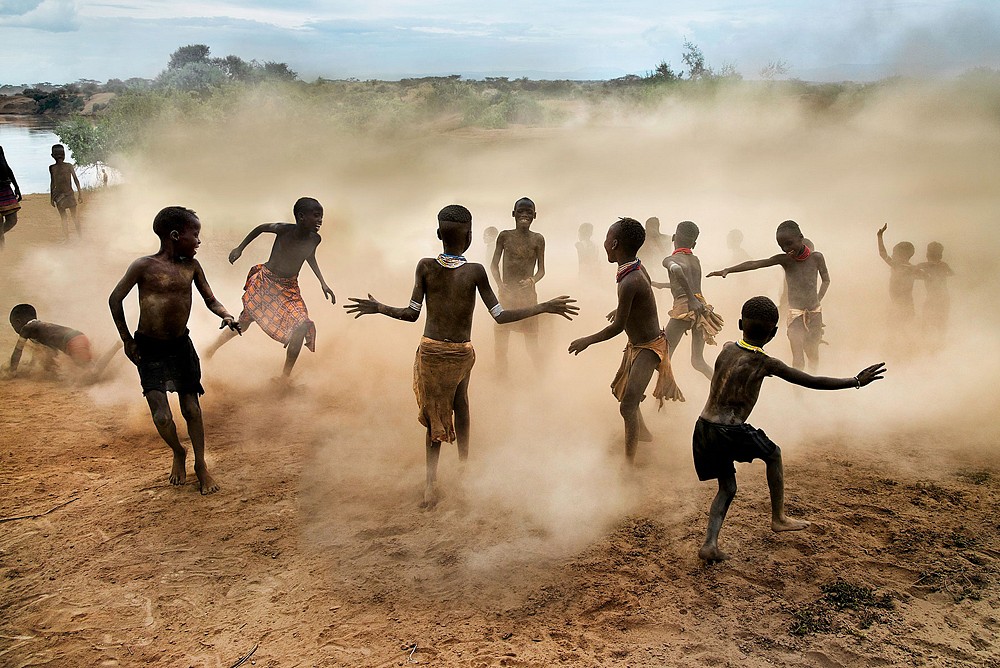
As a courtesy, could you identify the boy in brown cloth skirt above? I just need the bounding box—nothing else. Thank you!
[345,204,578,508]
[206,197,335,379]
[569,217,683,465]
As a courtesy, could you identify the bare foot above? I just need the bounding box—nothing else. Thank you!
[698,544,730,562]
[195,467,220,495]
[772,516,810,532]
[421,484,440,509]
[169,453,187,486]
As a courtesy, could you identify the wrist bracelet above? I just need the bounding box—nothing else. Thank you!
[854,375,861,389]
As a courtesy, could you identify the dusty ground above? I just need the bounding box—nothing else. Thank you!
[1,194,998,667]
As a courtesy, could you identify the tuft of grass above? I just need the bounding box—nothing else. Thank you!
[788,579,896,636]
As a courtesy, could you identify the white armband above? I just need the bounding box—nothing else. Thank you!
[489,303,504,319]
[408,300,422,313]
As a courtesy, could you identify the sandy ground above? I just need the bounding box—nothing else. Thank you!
[1,193,998,667]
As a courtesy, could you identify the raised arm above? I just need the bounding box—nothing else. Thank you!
[306,251,335,303]
[768,358,885,390]
[193,261,240,332]
[816,251,831,302]
[109,259,144,363]
[344,262,425,322]
[475,264,576,324]
[707,255,784,278]
[876,224,894,267]
[228,223,281,264]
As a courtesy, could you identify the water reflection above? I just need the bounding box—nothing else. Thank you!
[0,117,118,194]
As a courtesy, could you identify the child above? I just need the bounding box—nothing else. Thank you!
[575,223,599,278]
[49,144,83,241]
[660,220,723,380]
[3,303,119,381]
[639,216,670,285]
[708,220,830,370]
[695,296,885,562]
[205,197,335,379]
[0,146,22,250]
[876,224,923,325]
[917,241,954,345]
[727,229,751,264]
[345,204,577,507]
[490,197,546,377]
[109,206,240,495]
[568,217,683,464]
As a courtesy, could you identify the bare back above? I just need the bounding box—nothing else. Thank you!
[701,343,772,424]
[412,260,500,343]
[664,254,704,301]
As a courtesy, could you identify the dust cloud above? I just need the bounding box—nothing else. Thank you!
[8,76,999,594]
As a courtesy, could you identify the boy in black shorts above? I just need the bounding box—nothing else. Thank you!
[694,296,884,562]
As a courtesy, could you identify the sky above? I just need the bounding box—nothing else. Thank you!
[1,0,999,83]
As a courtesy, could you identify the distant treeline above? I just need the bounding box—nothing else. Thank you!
[46,43,1000,167]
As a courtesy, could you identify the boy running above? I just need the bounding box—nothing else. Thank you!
[345,205,577,507]
[109,206,240,495]
[695,296,884,561]
[49,144,83,241]
[205,197,335,378]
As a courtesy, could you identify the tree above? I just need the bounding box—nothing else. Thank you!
[168,44,211,70]
[261,61,298,81]
[681,39,712,80]
[155,61,228,92]
[647,60,681,82]
[215,55,256,82]
[759,60,789,81]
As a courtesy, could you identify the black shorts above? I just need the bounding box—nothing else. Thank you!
[134,331,204,396]
[692,417,778,481]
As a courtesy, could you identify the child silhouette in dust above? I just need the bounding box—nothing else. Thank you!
[346,205,577,507]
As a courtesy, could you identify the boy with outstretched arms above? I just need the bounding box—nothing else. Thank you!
[345,205,577,507]
[490,197,546,376]
[696,296,884,562]
[568,218,683,464]
[708,220,830,370]
[49,144,83,241]
[876,224,923,325]
[109,206,240,495]
[205,197,335,378]
[660,220,723,380]
[3,303,119,382]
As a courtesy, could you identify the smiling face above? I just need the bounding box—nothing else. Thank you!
[511,199,536,230]
[776,228,804,256]
[174,217,202,258]
[295,203,323,233]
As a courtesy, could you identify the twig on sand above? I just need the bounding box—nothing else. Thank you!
[229,643,258,668]
[0,497,80,524]
[408,643,418,663]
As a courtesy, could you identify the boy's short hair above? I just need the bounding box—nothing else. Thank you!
[9,303,38,333]
[152,206,198,238]
[927,241,944,255]
[438,204,472,225]
[614,217,646,255]
[293,197,322,218]
[893,241,915,257]
[513,197,535,210]
[675,220,699,244]
[579,222,593,234]
[51,144,65,151]
[741,296,779,326]
[727,228,744,244]
[776,220,801,236]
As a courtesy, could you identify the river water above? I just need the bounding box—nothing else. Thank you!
[0,117,110,194]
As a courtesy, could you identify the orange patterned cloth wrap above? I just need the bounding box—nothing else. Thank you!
[611,333,685,407]
[412,337,476,443]
[240,264,316,352]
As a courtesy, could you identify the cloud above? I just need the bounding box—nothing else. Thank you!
[0,0,79,31]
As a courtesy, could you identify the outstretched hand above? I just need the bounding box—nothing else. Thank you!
[228,247,242,264]
[568,337,591,355]
[344,294,382,318]
[322,285,336,304]
[605,309,616,323]
[856,362,886,387]
[877,224,887,236]
[706,269,728,278]
[220,316,242,335]
[542,296,579,320]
